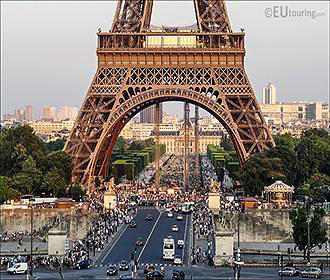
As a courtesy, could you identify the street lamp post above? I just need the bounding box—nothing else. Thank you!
[307,203,314,265]
[234,211,241,280]
[307,215,311,265]
[29,197,35,278]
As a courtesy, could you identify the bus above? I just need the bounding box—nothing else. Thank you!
[163,236,175,260]
[182,202,194,213]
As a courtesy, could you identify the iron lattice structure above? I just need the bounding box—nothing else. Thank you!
[64,0,275,186]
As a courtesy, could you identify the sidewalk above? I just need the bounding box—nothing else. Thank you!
[91,221,128,267]
[237,242,330,256]
[0,241,48,256]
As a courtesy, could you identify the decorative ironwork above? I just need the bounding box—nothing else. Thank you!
[64,0,275,186]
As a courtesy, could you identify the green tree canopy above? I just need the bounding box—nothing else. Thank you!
[295,130,330,186]
[266,143,297,185]
[46,139,66,153]
[289,205,327,259]
[68,183,85,202]
[0,125,46,176]
[0,176,21,201]
[274,133,296,150]
[46,151,73,184]
[305,173,330,203]
[220,135,235,151]
[239,152,286,196]
[41,170,67,197]
[11,156,43,195]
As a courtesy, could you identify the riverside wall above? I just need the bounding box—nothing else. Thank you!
[0,208,98,241]
[217,209,330,242]
[1,208,329,242]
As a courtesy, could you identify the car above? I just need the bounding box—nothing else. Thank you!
[74,259,90,270]
[119,273,135,280]
[146,215,153,221]
[278,267,299,277]
[7,262,28,274]
[173,255,182,265]
[172,269,185,280]
[136,237,144,246]
[167,212,173,218]
[176,215,183,221]
[130,221,137,228]
[144,264,155,274]
[146,270,164,280]
[177,240,184,249]
[119,260,129,271]
[300,267,322,278]
[172,225,178,232]
[106,264,118,276]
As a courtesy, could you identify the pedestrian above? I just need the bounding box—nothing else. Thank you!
[59,265,63,279]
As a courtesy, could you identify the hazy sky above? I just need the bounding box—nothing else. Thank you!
[1,1,329,118]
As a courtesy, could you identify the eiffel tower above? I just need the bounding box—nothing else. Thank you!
[64,0,275,186]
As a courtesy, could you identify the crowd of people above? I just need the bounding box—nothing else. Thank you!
[2,154,220,273]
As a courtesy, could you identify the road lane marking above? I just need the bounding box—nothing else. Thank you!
[182,213,189,263]
[136,211,162,262]
[101,223,129,264]
[100,209,141,264]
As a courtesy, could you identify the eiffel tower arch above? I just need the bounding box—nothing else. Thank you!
[64,0,275,186]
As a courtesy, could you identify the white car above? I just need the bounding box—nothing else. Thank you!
[172,225,178,232]
[167,212,173,218]
[176,215,183,221]
[177,240,184,249]
[173,255,182,265]
[7,263,28,275]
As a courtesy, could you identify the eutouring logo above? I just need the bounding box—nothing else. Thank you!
[265,6,325,19]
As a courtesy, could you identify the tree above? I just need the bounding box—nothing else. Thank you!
[0,125,46,177]
[11,156,42,195]
[267,144,297,185]
[68,183,85,202]
[46,139,66,153]
[295,130,330,186]
[41,170,67,197]
[129,141,144,151]
[289,205,327,259]
[239,152,285,196]
[306,173,330,202]
[113,136,130,154]
[220,135,234,151]
[0,176,20,202]
[274,133,296,150]
[46,151,73,184]
[302,128,329,139]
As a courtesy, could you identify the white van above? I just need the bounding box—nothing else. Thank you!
[7,262,28,274]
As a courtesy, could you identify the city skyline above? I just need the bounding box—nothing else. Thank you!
[2,1,329,117]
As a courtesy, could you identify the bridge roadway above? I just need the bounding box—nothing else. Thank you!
[98,207,191,268]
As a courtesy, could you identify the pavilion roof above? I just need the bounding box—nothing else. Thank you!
[264,180,294,193]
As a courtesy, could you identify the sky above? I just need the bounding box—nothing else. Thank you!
[1,1,329,118]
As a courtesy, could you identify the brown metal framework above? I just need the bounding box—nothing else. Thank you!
[194,106,200,177]
[155,102,160,189]
[64,0,275,186]
[184,102,190,191]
